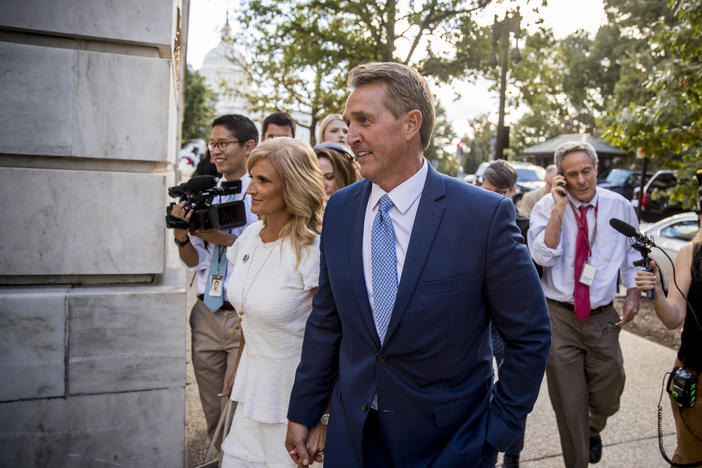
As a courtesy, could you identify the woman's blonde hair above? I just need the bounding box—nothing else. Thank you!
[317,113,344,143]
[247,138,326,264]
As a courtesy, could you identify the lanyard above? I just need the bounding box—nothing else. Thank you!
[569,200,598,259]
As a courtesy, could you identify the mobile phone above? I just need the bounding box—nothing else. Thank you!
[556,169,567,194]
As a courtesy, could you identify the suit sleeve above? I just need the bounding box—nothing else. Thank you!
[484,198,551,450]
[287,212,342,426]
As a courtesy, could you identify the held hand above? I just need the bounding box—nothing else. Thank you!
[285,421,311,466]
[634,260,659,292]
[617,288,640,327]
[217,371,236,399]
[550,175,568,211]
[306,421,327,464]
[192,229,237,246]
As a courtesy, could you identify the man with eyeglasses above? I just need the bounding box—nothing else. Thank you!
[261,111,296,140]
[171,114,259,448]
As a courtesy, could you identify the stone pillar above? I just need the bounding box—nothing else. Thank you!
[0,1,188,466]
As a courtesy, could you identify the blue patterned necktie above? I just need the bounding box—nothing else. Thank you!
[371,194,398,344]
[203,244,227,312]
[203,193,235,312]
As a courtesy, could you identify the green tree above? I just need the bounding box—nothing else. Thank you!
[224,0,495,144]
[182,65,217,142]
[426,102,458,176]
[603,0,702,209]
[506,0,675,160]
[460,113,493,173]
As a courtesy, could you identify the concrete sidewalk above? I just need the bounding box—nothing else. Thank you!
[507,330,677,467]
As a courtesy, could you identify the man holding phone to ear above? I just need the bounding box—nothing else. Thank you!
[528,141,640,468]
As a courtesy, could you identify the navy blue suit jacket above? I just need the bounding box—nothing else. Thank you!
[288,164,551,467]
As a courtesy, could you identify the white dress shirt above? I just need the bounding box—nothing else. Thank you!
[181,175,258,296]
[528,187,640,307]
[362,159,428,326]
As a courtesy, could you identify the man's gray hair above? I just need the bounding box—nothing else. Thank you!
[553,141,598,173]
[348,62,435,150]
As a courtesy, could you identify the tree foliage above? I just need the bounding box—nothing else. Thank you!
[603,0,702,208]
[182,65,217,142]
[224,0,495,149]
[505,0,676,160]
[460,113,493,173]
[425,102,458,175]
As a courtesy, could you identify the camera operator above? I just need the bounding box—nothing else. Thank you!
[528,141,640,468]
[172,114,259,447]
[635,182,702,465]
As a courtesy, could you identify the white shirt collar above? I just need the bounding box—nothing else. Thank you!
[369,159,428,214]
[567,187,599,209]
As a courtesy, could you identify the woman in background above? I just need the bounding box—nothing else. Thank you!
[317,113,348,145]
[635,190,702,466]
[314,142,360,199]
[220,137,327,467]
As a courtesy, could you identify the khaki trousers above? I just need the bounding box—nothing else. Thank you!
[546,300,625,468]
[190,299,241,447]
[670,358,702,465]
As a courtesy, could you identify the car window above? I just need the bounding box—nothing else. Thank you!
[651,173,677,189]
[660,220,699,241]
[515,167,545,182]
[604,169,629,185]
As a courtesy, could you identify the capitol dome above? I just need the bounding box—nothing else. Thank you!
[199,28,252,117]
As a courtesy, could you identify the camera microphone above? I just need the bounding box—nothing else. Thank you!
[184,175,218,192]
[609,218,652,245]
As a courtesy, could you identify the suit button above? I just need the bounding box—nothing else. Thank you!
[377,355,386,363]
[361,402,368,412]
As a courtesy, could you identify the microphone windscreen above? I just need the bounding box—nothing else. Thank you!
[185,175,217,192]
[609,217,638,237]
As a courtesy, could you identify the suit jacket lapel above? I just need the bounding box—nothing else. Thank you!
[349,180,380,347]
[383,165,446,347]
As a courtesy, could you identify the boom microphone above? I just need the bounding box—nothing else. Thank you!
[609,218,651,244]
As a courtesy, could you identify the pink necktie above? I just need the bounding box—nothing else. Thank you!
[573,205,591,321]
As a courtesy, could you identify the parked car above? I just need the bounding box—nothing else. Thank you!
[597,168,649,201]
[469,162,489,186]
[641,212,699,292]
[631,170,683,222]
[511,162,546,202]
[466,161,545,204]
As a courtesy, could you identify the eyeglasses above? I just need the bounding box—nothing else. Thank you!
[207,140,240,151]
[314,142,355,161]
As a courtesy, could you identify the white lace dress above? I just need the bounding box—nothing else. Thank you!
[221,222,320,467]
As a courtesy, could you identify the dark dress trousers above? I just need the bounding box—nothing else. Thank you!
[288,164,551,467]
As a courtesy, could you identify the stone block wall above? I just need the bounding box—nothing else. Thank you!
[0,1,189,466]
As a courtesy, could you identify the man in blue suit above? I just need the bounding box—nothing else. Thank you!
[285,62,551,467]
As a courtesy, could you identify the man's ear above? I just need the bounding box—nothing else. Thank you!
[403,109,422,141]
[243,139,256,154]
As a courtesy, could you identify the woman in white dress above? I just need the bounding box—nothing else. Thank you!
[220,137,327,467]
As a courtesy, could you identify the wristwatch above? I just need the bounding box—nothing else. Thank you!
[320,413,330,426]
[174,236,190,247]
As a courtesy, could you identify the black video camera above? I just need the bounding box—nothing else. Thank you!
[165,175,247,231]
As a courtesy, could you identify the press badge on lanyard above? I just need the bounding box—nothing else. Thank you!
[208,274,223,297]
[571,200,599,288]
[579,263,596,287]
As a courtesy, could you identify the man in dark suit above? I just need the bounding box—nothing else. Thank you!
[285,62,551,467]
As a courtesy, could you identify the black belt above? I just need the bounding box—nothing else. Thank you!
[548,299,613,316]
[197,294,235,311]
